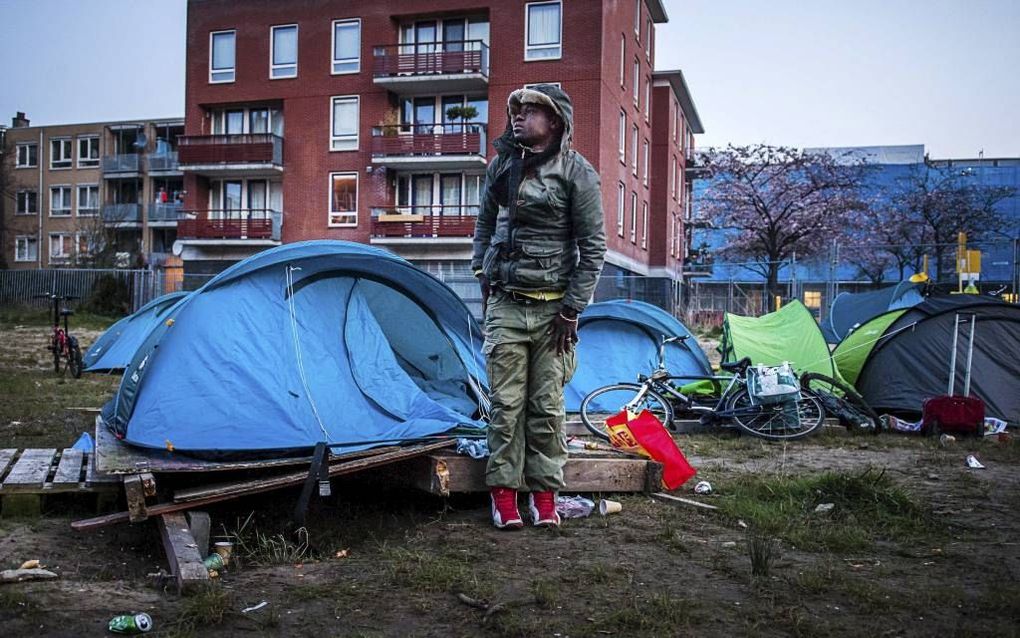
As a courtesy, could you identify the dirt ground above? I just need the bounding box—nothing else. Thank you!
[1,313,1018,637]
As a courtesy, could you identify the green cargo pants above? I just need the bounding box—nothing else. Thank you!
[483,291,577,491]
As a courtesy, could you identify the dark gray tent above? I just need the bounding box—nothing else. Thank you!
[844,296,1020,423]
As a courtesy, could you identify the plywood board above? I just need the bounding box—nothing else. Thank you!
[1,449,56,492]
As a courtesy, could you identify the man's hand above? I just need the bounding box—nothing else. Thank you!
[549,306,579,355]
[478,274,491,316]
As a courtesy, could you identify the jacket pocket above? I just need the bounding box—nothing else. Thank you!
[513,241,564,286]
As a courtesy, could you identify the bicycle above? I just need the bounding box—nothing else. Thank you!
[799,372,881,434]
[34,293,83,379]
[579,335,825,442]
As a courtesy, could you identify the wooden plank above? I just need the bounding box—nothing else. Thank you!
[50,449,85,488]
[123,475,148,523]
[1,449,56,492]
[0,449,17,481]
[651,492,719,511]
[157,512,211,595]
[72,440,455,531]
[85,452,120,487]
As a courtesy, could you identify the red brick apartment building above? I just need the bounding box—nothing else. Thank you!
[177,0,703,294]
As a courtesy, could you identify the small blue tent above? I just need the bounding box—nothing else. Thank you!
[84,292,189,372]
[822,281,924,343]
[564,300,712,411]
[102,241,486,457]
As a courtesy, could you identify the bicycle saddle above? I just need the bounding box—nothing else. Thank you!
[59,308,74,317]
[719,357,752,373]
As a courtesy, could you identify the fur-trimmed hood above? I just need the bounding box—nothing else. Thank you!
[493,83,574,157]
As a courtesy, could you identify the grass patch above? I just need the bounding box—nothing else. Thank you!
[747,529,777,581]
[595,592,699,635]
[0,589,35,614]
[225,513,310,566]
[530,578,558,607]
[0,307,119,332]
[716,468,934,553]
[382,546,485,596]
[163,586,234,638]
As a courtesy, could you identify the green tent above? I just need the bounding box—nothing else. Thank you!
[720,300,839,379]
[831,309,907,386]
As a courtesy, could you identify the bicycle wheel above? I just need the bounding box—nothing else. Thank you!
[579,383,674,441]
[52,343,61,374]
[68,345,83,379]
[725,387,825,441]
[799,372,880,434]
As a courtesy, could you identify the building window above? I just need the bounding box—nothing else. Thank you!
[270,24,298,78]
[674,101,680,143]
[330,96,360,151]
[16,236,38,262]
[644,77,650,120]
[618,110,626,163]
[634,0,642,37]
[50,138,72,169]
[641,202,648,249]
[329,172,358,227]
[77,185,99,217]
[49,233,73,262]
[616,182,625,237]
[16,190,38,215]
[77,136,99,168]
[618,35,625,87]
[642,140,649,186]
[524,82,561,89]
[631,124,639,176]
[332,19,361,74]
[16,143,38,168]
[670,213,677,257]
[525,1,562,60]
[672,156,678,200]
[210,30,236,83]
[629,192,637,243]
[50,186,71,216]
[632,58,640,105]
[804,290,822,309]
[645,19,652,59]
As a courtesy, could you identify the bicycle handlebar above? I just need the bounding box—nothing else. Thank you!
[32,293,79,300]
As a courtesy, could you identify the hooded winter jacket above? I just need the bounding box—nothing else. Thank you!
[470,84,607,313]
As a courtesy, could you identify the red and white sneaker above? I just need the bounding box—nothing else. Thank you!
[490,487,524,529]
[528,491,561,527]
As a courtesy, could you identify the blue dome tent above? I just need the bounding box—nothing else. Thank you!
[564,300,712,412]
[101,241,487,457]
[822,281,924,343]
[84,291,190,372]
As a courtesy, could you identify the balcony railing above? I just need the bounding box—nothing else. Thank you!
[150,202,184,222]
[177,134,283,168]
[147,151,180,172]
[101,203,143,223]
[371,207,478,238]
[177,209,282,241]
[102,154,142,174]
[371,124,485,158]
[373,40,489,78]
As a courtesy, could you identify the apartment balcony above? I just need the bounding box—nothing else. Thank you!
[683,257,714,278]
[371,125,486,171]
[102,154,142,177]
[147,151,181,175]
[372,41,489,95]
[370,205,476,244]
[177,134,283,178]
[149,202,185,226]
[101,203,143,225]
[177,209,282,242]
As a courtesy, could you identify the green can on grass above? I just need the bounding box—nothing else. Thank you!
[108,612,153,634]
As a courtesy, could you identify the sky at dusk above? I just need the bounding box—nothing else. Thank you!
[1,0,1017,158]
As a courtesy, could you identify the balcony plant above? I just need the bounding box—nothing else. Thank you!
[444,105,478,134]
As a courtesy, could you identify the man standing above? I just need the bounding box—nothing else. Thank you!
[472,84,606,529]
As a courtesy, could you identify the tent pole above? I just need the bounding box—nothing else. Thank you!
[963,314,976,396]
[948,314,960,396]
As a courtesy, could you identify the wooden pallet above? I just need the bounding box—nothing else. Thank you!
[0,448,120,517]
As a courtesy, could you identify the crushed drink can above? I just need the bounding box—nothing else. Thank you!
[108,613,153,634]
[694,480,712,495]
[203,553,225,571]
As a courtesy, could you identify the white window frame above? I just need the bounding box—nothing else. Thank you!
[674,101,680,143]
[631,124,639,176]
[642,140,649,186]
[618,34,625,87]
[331,18,361,75]
[15,235,38,262]
[618,110,626,163]
[616,182,625,237]
[270,24,298,79]
[77,184,99,217]
[50,137,72,169]
[644,77,651,121]
[646,19,652,60]
[632,58,640,106]
[641,201,648,249]
[330,95,360,152]
[524,82,561,89]
[15,190,38,215]
[804,290,822,309]
[629,192,637,243]
[328,171,359,227]
[209,30,236,83]
[49,233,73,262]
[670,213,677,257]
[77,135,100,168]
[49,185,72,217]
[524,1,562,61]
[634,0,642,37]
[16,143,37,168]
[671,155,678,200]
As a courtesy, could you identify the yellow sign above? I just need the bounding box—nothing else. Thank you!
[957,249,981,275]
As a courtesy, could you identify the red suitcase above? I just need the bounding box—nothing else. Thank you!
[922,313,985,437]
